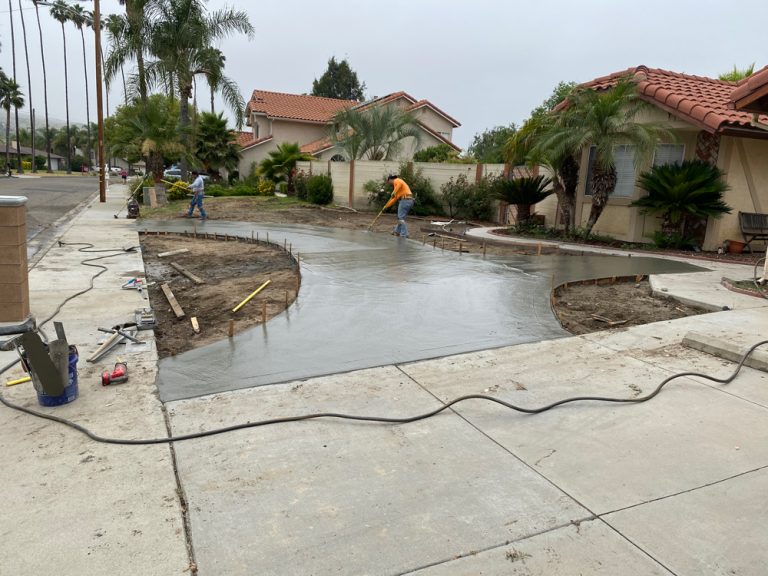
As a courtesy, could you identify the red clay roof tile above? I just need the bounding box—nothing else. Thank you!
[729,65,768,114]
[246,90,356,123]
[577,65,768,134]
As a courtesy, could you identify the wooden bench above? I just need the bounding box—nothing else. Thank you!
[739,211,768,251]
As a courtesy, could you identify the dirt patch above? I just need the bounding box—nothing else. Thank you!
[138,198,759,355]
[140,233,299,358]
[552,278,708,335]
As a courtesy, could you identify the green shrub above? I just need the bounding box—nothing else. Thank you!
[258,179,275,196]
[440,173,496,221]
[205,182,260,197]
[306,174,334,205]
[396,162,444,216]
[294,170,309,200]
[166,180,191,201]
[365,178,390,208]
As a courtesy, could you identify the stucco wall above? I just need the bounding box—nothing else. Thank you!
[271,120,327,145]
[411,108,454,140]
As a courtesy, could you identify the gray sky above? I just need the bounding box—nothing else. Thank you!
[1,0,766,150]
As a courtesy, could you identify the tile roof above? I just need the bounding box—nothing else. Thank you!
[234,131,257,147]
[300,136,334,155]
[239,135,273,151]
[576,65,768,134]
[407,99,461,127]
[729,65,768,114]
[246,90,355,123]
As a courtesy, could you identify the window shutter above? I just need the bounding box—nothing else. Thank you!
[612,145,636,198]
[653,144,684,167]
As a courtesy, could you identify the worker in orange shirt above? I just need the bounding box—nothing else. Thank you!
[383,174,415,237]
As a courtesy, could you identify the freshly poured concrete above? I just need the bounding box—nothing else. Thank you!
[142,221,703,402]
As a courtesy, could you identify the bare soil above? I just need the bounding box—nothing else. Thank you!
[139,197,762,356]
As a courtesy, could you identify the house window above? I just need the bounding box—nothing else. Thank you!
[652,144,684,167]
[584,145,636,198]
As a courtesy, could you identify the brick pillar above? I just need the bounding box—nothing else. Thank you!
[0,196,30,322]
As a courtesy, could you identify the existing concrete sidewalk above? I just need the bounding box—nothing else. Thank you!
[2,189,768,575]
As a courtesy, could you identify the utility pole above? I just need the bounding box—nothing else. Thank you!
[94,0,105,202]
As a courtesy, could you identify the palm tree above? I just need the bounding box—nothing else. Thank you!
[69,3,92,167]
[104,13,129,105]
[195,46,225,114]
[7,0,23,173]
[506,112,580,233]
[144,0,254,176]
[631,160,731,242]
[31,0,52,172]
[1,73,25,173]
[719,64,755,83]
[50,0,72,173]
[330,104,422,160]
[17,0,35,171]
[495,175,554,226]
[105,1,152,105]
[258,142,312,194]
[195,111,239,179]
[539,78,669,236]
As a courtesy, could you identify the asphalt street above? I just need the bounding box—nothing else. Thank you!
[0,175,99,264]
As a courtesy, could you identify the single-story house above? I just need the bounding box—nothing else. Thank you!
[4,144,66,172]
[537,65,768,251]
[236,90,461,177]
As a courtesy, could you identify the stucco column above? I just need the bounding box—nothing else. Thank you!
[0,196,30,322]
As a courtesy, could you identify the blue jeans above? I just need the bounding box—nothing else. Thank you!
[394,198,414,237]
[188,194,207,218]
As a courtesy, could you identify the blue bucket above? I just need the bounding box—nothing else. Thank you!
[36,346,79,407]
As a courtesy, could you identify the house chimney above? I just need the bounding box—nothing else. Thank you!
[0,196,30,322]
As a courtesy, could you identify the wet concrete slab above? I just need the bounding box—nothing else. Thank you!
[140,221,703,402]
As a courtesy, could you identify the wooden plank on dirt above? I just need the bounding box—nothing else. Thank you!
[160,282,185,318]
[191,317,200,333]
[170,261,205,284]
[158,248,189,258]
[590,313,627,327]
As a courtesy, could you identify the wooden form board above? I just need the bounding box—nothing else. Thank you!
[170,262,205,284]
[160,283,186,318]
[158,248,190,258]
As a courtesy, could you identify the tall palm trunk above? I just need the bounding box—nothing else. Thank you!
[78,27,92,167]
[58,22,72,173]
[8,0,23,173]
[5,106,11,173]
[556,153,579,232]
[179,80,192,177]
[18,0,35,172]
[32,2,52,172]
[584,165,617,235]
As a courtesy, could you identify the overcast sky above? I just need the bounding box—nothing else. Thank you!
[0,0,766,150]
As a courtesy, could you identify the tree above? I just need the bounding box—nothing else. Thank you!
[107,0,152,105]
[32,0,52,171]
[144,0,253,178]
[719,63,755,82]
[50,0,72,173]
[69,3,92,167]
[257,142,312,193]
[466,124,516,163]
[631,160,731,243]
[104,13,129,105]
[105,94,185,182]
[17,0,35,171]
[311,57,366,101]
[505,81,579,231]
[330,104,421,160]
[195,111,240,179]
[7,0,23,173]
[1,73,25,172]
[538,78,669,236]
[412,143,470,163]
[495,175,553,225]
[196,46,224,113]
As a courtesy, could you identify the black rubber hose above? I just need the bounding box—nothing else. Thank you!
[2,340,766,446]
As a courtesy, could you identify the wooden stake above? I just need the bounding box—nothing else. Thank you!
[191,317,200,334]
[261,300,267,323]
[285,290,289,306]
[537,243,542,256]
[228,319,234,338]
[483,241,486,257]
